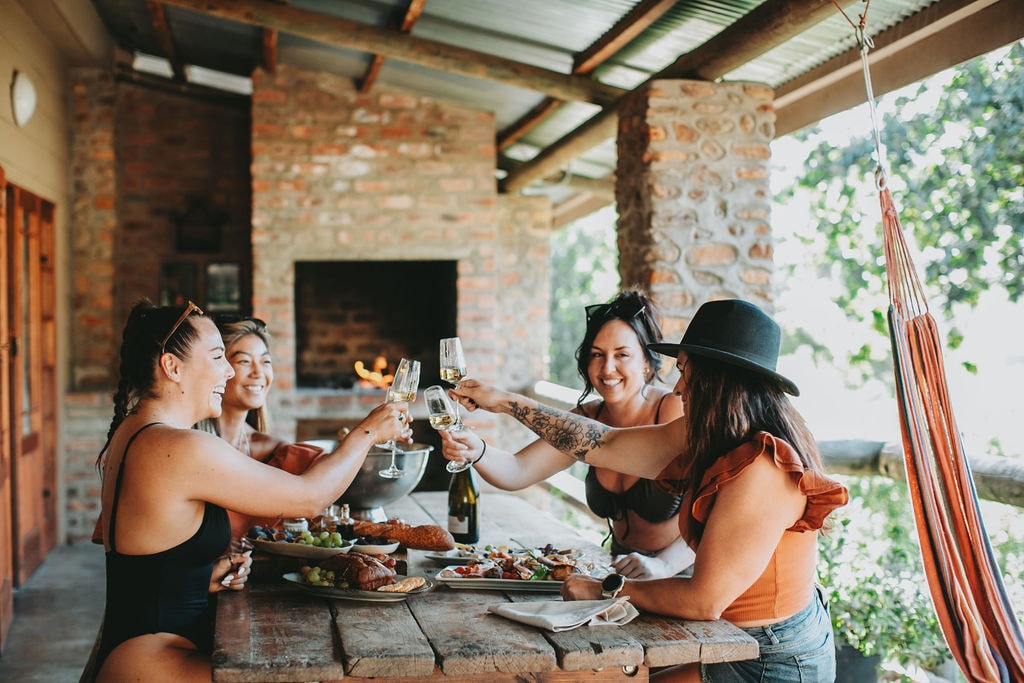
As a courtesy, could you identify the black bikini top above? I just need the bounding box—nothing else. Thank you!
[583,394,684,523]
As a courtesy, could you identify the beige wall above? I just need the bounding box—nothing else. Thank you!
[0,0,112,543]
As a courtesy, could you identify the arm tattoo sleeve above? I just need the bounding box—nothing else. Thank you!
[509,400,609,461]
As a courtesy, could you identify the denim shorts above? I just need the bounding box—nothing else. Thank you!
[702,585,836,682]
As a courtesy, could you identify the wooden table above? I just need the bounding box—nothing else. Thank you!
[213,490,758,682]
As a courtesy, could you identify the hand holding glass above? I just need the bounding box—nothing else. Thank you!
[424,385,474,473]
[439,337,467,429]
[378,358,420,479]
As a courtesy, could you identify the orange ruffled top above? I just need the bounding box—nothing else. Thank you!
[659,431,849,623]
[227,442,325,540]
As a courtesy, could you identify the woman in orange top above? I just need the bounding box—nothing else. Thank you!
[451,299,849,682]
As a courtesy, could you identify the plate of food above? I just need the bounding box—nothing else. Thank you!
[252,537,352,559]
[422,543,525,565]
[282,572,433,602]
[434,545,593,592]
[434,566,563,592]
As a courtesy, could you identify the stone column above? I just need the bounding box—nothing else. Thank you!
[616,79,776,342]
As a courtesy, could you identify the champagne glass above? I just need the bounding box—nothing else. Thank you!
[424,385,473,473]
[439,337,467,428]
[378,358,420,479]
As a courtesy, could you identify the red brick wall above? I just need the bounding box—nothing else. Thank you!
[114,85,253,330]
[249,65,550,444]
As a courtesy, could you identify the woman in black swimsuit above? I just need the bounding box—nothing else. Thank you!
[440,290,694,578]
[94,300,412,682]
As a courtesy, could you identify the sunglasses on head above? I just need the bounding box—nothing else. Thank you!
[584,299,646,323]
[159,301,204,354]
[213,313,267,329]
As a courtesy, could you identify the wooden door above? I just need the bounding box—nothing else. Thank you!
[0,166,12,652]
[5,181,57,593]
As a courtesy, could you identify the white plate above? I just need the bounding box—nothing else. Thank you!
[351,540,399,555]
[252,538,351,559]
[433,566,563,592]
[282,572,433,602]
[422,544,530,565]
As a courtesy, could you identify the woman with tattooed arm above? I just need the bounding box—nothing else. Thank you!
[449,299,848,683]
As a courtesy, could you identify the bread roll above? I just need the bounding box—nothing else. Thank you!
[353,521,455,551]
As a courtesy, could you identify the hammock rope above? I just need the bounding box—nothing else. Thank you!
[832,2,1024,679]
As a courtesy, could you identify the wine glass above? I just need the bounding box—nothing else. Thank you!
[378,358,420,479]
[439,337,467,429]
[424,385,473,473]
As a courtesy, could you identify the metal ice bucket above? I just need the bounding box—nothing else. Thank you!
[302,440,433,521]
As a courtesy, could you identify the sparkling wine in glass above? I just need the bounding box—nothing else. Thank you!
[424,385,473,473]
[378,358,420,479]
[439,337,467,428]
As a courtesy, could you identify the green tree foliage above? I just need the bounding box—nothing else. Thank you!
[547,207,619,388]
[782,41,1023,372]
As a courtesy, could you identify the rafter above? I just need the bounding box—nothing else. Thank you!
[158,0,626,105]
[572,0,678,75]
[497,0,675,152]
[358,0,426,94]
[146,0,186,81]
[262,29,278,73]
[502,0,859,193]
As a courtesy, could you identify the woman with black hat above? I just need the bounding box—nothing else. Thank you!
[450,299,849,682]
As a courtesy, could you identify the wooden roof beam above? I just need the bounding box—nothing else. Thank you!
[262,29,278,73]
[774,0,1024,136]
[146,0,187,81]
[158,0,626,105]
[498,0,676,152]
[552,192,615,230]
[572,0,678,75]
[502,0,859,193]
[359,0,426,94]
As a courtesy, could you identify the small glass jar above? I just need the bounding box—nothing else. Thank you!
[338,504,355,540]
[320,505,339,533]
[283,517,308,534]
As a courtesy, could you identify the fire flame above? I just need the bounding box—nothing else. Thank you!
[354,355,393,389]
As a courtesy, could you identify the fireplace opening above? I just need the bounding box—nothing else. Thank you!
[295,260,457,389]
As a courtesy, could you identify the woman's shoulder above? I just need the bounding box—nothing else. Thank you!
[697,432,848,529]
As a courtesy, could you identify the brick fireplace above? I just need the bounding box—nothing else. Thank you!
[294,260,457,390]
[248,64,553,462]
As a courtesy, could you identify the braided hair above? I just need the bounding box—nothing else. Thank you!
[95,299,204,466]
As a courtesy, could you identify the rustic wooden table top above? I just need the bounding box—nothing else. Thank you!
[213,489,758,682]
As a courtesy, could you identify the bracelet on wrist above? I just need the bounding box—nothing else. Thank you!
[470,440,487,464]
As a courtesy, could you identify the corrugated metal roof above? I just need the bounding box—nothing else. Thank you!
[89,0,1008,198]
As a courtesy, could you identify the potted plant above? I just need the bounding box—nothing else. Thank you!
[818,477,951,681]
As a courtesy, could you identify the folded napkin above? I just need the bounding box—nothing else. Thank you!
[488,597,639,632]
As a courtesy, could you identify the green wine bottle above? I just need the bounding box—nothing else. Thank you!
[447,467,479,544]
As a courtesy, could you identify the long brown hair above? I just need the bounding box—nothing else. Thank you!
[679,354,823,541]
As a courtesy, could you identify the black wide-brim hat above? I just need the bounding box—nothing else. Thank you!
[647,299,799,396]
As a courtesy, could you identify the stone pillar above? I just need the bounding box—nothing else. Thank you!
[616,79,776,342]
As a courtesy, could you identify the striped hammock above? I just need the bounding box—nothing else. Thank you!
[882,175,1024,681]
[831,1,1024,675]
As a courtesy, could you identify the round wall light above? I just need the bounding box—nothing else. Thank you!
[11,70,38,127]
